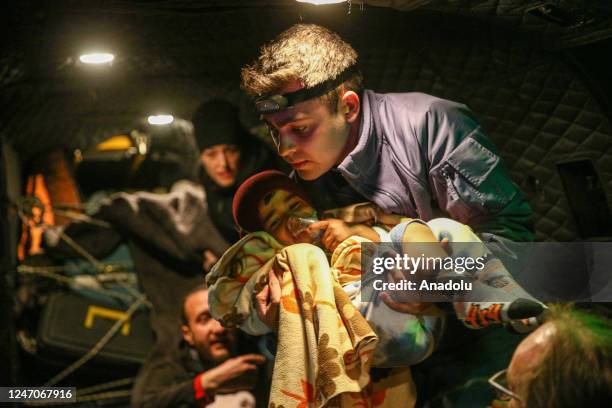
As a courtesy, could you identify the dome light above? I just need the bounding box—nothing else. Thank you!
[148,114,174,126]
[296,0,346,4]
[79,53,115,64]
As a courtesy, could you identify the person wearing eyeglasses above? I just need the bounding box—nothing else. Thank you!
[487,305,611,408]
[241,23,538,407]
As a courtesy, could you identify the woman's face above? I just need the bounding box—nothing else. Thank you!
[200,144,241,188]
[257,188,316,245]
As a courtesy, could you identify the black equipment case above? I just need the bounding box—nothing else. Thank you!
[37,292,155,366]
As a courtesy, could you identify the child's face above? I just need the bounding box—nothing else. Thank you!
[257,188,316,245]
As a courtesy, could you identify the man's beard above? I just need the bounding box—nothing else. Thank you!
[195,340,233,365]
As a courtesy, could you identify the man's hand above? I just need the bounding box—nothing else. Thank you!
[199,354,265,394]
[255,269,282,331]
[308,219,380,252]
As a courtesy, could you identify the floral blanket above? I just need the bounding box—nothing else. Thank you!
[206,232,415,408]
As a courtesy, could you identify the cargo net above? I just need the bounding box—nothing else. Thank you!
[13,195,149,405]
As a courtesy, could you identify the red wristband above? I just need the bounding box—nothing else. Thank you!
[193,374,214,406]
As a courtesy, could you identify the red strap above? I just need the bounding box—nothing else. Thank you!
[193,374,214,406]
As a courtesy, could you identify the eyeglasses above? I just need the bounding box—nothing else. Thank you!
[488,369,523,403]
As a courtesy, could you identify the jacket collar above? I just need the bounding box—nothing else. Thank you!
[337,90,380,179]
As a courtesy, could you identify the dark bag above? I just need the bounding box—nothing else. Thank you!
[37,292,155,366]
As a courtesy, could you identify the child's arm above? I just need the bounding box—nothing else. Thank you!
[308,218,379,251]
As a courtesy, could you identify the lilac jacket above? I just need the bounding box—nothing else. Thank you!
[335,90,533,241]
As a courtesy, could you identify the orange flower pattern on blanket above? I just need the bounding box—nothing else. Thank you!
[298,290,316,326]
[280,380,316,408]
[342,332,378,384]
[206,230,416,408]
[333,286,373,340]
[281,272,335,323]
[317,334,342,401]
[280,276,301,315]
[343,350,362,381]
[347,368,415,408]
[330,238,364,287]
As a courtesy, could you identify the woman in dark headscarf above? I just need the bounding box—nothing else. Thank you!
[192,98,281,244]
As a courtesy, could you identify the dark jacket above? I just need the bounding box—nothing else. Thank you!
[131,341,259,408]
[132,343,205,408]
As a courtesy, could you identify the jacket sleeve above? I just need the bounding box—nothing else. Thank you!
[420,99,534,241]
[131,359,208,408]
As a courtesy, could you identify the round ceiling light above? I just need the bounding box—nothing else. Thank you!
[296,0,346,4]
[79,53,115,64]
[147,114,174,126]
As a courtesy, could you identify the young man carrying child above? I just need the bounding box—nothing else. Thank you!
[239,24,538,406]
[206,169,544,407]
[230,170,541,326]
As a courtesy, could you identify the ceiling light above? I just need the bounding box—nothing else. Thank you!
[296,0,346,4]
[147,114,174,126]
[79,53,115,64]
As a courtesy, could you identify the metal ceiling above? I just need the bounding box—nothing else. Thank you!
[1,0,611,160]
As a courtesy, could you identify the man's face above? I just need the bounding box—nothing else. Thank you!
[263,81,352,180]
[504,322,556,407]
[182,289,236,364]
[257,188,316,245]
[200,144,241,188]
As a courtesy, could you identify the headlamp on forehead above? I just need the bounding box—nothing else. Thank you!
[255,95,290,115]
[254,64,360,115]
